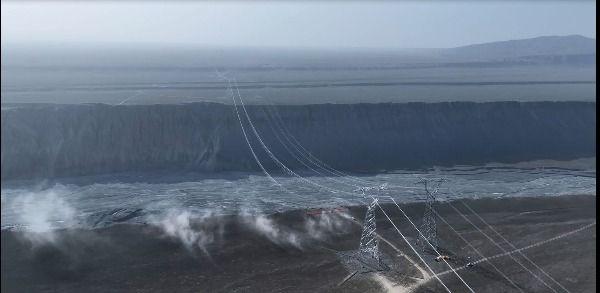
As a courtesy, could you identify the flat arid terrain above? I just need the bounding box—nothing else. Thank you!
[1,194,596,293]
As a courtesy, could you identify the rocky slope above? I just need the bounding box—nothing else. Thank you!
[1,101,595,180]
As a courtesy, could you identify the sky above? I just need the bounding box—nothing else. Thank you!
[1,1,596,49]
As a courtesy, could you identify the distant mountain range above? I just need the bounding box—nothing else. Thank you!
[1,35,596,69]
[438,35,596,65]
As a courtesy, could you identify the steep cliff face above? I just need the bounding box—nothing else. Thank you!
[1,101,596,180]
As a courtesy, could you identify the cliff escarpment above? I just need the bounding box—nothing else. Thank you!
[1,101,595,180]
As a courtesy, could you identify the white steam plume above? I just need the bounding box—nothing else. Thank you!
[304,210,352,240]
[10,186,77,245]
[239,207,352,249]
[148,208,224,257]
[239,207,304,249]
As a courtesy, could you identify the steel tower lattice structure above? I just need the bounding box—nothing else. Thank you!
[354,184,387,269]
[418,178,446,253]
[359,198,380,261]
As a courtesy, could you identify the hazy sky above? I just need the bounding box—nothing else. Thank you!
[1,1,596,49]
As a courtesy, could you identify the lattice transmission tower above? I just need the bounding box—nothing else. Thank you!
[418,178,446,253]
[359,198,380,261]
[354,184,388,270]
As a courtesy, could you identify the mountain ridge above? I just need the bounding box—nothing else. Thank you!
[442,34,596,61]
[2,35,596,68]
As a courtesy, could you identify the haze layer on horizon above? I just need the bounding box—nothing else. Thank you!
[1,1,596,49]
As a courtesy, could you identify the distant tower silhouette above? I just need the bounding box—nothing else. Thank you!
[418,178,446,253]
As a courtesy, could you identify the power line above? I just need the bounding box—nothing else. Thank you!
[424,198,525,292]
[225,77,283,188]
[227,80,442,290]
[381,194,476,293]
[261,105,362,189]
[262,100,372,184]
[260,99,420,191]
[232,78,362,197]
[223,73,591,293]
[446,201,558,293]
[373,197,454,293]
[435,221,596,278]
[460,200,573,293]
